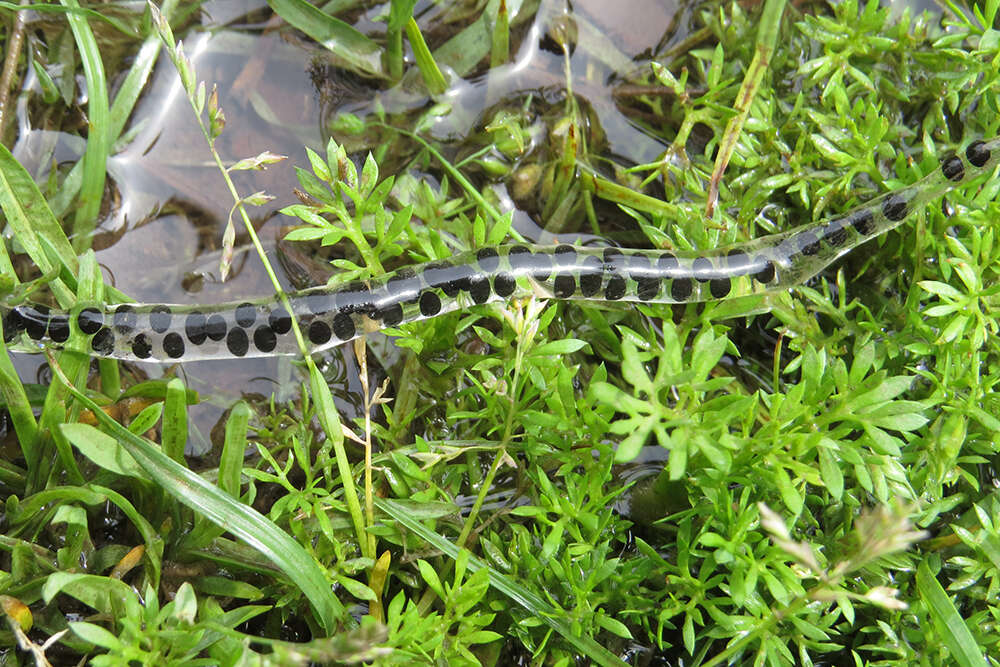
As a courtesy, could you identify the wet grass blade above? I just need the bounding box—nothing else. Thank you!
[916,559,988,667]
[0,143,77,305]
[51,357,348,633]
[50,0,178,219]
[0,145,129,306]
[36,252,105,489]
[63,0,110,248]
[310,362,370,559]
[161,378,188,464]
[0,2,138,37]
[490,0,509,67]
[430,0,500,77]
[0,338,38,465]
[405,17,447,94]
[0,142,55,460]
[266,0,384,78]
[107,0,180,140]
[375,496,628,667]
[219,401,250,499]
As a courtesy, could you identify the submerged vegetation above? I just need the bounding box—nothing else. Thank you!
[1,0,1000,664]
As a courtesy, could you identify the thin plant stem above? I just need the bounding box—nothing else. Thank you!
[149,2,369,557]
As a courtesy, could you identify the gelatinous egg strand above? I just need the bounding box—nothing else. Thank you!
[3,138,998,362]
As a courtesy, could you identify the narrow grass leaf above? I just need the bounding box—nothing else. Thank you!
[61,423,149,480]
[63,0,111,244]
[490,0,510,67]
[193,576,264,600]
[266,0,383,77]
[127,403,163,436]
[0,143,77,305]
[68,621,124,650]
[51,363,347,633]
[0,3,138,37]
[0,339,39,462]
[35,255,110,488]
[705,0,786,216]
[42,572,137,617]
[915,559,988,667]
[405,17,447,94]
[430,0,499,77]
[309,362,368,559]
[162,378,188,464]
[219,401,250,499]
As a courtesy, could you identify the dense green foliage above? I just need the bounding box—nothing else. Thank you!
[1,0,999,664]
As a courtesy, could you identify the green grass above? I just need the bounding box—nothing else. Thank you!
[2,0,1000,664]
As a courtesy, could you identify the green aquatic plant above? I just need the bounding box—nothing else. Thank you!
[1,0,1000,664]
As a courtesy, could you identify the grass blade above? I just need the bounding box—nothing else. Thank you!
[107,0,180,140]
[0,2,139,37]
[385,0,418,80]
[0,143,77,305]
[490,0,509,67]
[429,0,500,77]
[405,17,447,94]
[0,338,38,464]
[50,0,179,219]
[916,558,989,667]
[63,0,111,248]
[266,0,384,78]
[309,362,369,559]
[50,356,348,633]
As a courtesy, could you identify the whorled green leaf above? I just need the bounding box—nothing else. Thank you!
[375,497,628,667]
